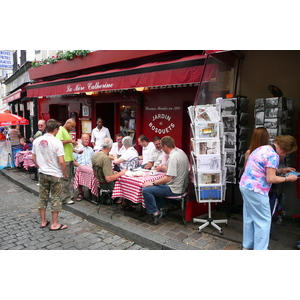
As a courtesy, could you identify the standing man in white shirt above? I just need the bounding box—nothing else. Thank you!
[91,117,111,152]
[137,134,155,168]
[32,119,68,231]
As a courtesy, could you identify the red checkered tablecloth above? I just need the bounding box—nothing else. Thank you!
[14,151,35,170]
[112,172,166,207]
[73,164,99,196]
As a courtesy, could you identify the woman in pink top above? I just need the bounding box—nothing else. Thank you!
[239,135,298,250]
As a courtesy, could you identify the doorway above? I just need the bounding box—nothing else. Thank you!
[95,103,115,138]
[49,104,68,125]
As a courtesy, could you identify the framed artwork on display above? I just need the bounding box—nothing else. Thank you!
[82,105,89,117]
[82,120,92,134]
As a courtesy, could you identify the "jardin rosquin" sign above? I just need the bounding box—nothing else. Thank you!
[146,105,180,135]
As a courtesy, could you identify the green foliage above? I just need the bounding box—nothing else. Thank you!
[31,50,91,68]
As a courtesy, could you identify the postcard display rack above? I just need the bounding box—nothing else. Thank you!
[254,96,293,176]
[255,97,293,140]
[188,100,228,234]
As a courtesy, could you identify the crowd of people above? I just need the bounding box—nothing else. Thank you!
[8,116,299,249]
[28,116,189,230]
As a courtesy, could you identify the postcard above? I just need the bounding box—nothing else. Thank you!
[286,171,300,177]
[224,132,236,150]
[196,154,221,171]
[222,116,236,132]
[221,98,236,116]
[194,139,220,155]
[198,172,221,185]
[194,122,219,139]
[225,150,236,166]
[198,185,222,202]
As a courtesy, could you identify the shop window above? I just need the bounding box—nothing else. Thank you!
[120,105,136,142]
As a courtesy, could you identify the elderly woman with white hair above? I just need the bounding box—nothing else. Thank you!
[113,136,139,211]
[113,136,139,170]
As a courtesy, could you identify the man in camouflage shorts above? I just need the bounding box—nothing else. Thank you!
[32,119,67,231]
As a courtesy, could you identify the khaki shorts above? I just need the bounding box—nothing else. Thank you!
[38,173,63,212]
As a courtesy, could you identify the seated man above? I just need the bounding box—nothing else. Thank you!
[144,136,163,170]
[92,138,127,202]
[154,147,185,172]
[142,136,189,225]
[73,133,94,201]
[109,133,126,160]
[137,135,155,168]
[113,136,139,170]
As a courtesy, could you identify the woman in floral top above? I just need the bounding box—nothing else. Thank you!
[239,135,298,250]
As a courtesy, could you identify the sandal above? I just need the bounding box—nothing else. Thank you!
[76,193,84,202]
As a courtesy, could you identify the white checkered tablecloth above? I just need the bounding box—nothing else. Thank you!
[112,172,166,207]
[73,164,99,196]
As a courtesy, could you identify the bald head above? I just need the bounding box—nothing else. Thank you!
[64,118,76,132]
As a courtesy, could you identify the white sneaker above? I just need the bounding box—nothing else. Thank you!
[66,200,74,205]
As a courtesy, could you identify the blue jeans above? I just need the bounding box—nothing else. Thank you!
[240,186,271,250]
[142,184,180,214]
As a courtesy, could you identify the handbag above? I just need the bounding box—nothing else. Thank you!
[98,190,113,205]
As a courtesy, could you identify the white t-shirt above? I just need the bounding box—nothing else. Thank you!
[148,148,164,166]
[119,147,139,170]
[91,126,111,151]
[142,142,155,164]
[109,142,126,156]
[166,148,189,194]
[32,133,65,177]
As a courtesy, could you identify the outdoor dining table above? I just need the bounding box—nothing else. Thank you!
[73,164,166,207]
[112,171,166,207]
[73,164,99,197]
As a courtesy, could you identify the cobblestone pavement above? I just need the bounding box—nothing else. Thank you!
[0,175,149,250]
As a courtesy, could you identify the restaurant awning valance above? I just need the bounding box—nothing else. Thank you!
[26,55,208,98]
[2,89,22,104]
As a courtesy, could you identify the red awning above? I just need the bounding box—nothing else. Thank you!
[2,89,22,104]
[26,55,208,98]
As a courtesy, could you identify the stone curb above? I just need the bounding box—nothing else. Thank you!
[1,168,199,250]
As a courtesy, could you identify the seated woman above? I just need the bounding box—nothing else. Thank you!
[113,136,139,210]
[113,136,138,170]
